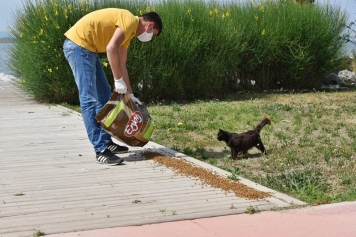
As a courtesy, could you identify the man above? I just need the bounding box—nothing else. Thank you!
[63,8,163,165]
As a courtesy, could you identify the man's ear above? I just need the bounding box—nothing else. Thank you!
[148,22,154,29]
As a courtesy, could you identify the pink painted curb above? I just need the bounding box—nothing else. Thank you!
[48,201,356,237]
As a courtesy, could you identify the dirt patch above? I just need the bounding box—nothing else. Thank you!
[142,151,271,200]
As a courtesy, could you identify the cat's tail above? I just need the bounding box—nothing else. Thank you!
[254,118,271,133]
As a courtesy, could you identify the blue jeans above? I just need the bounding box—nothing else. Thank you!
[63,39,111,153]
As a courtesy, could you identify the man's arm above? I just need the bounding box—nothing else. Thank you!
[106,27,133,94]
[118,46,133,94]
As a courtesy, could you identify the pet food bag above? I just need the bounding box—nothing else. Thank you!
[95,92,154,147]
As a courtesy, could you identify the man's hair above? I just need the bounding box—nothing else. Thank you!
[142,12,163,36]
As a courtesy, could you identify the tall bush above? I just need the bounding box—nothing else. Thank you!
[8,0,348,103]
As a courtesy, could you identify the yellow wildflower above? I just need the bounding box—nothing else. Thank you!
[48,68,52,73]
[255,15,258,20]
[178,122,183,126]
[209,10,212,16]
[187,8,192,14]
[45,16,48,21]
[214,8,218,14]
[259,3,264,12]
[103,62,108,67]
[261,29,266,35]
[55,10,58,16]
[222,14,225,19]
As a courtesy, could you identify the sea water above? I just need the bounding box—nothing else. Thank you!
[0,43,13,75]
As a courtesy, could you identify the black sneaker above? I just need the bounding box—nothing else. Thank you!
[96,149,123,165]
[107,141,129,154]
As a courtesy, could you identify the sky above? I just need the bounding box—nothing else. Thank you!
[0,0,356,33]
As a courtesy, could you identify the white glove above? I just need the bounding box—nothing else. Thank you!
[114,77,127,94]
[130,94,142,105]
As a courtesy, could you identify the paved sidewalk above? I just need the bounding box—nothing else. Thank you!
[47,201,356,237]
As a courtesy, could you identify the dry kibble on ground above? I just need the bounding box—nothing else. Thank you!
[141,151,271,200]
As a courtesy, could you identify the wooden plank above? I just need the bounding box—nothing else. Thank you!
[0,201,274,230]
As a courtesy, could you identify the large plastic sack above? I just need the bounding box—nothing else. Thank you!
[95,92,154,147]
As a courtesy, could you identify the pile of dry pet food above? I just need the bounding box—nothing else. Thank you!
[141,151,271,200]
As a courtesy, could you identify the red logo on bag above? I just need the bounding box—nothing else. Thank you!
[124,111,143,137]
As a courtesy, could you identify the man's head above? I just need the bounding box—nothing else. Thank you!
[142,12,163,36]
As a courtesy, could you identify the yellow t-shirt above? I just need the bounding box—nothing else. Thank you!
[64,8,139,52]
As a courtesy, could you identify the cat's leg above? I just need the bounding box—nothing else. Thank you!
[232,148,238,159]
[256,138,266,154]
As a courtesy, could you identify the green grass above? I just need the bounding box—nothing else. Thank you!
[246,205,259,214]
[33,230,46,237]
[60,102,81,113]
[144,89,356,205]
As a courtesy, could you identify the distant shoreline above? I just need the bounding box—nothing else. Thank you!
[0,39,13,43]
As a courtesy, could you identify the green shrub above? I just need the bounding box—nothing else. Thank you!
[8,0,92,103]
[8,0,348,103]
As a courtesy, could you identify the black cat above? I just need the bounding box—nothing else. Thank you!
[217,118,271,159]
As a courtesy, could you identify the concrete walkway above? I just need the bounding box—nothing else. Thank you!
[1,78,342,237]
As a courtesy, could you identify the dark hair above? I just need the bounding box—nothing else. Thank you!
[142,12,163,36]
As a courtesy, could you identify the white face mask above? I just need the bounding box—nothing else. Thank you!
[137,27,153,42]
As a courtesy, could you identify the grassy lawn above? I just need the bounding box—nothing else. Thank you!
[146,89,356,205]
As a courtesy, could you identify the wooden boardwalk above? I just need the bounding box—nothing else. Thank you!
[0,79,306,237]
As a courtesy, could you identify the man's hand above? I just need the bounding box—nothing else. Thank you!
[114,77,127,94]
[130,94,142,105]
